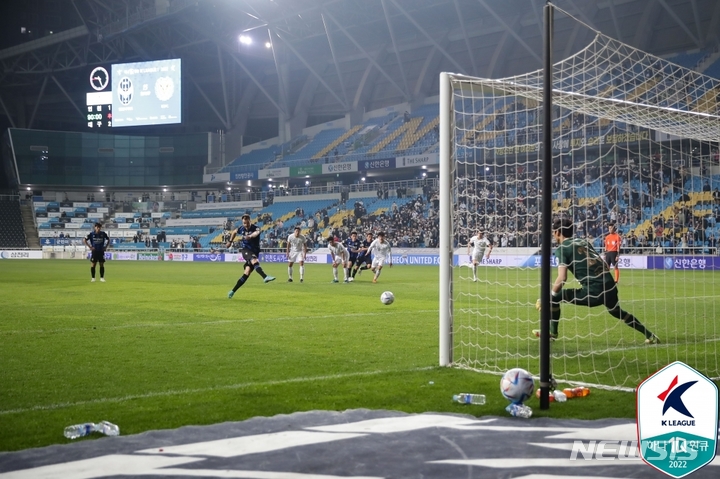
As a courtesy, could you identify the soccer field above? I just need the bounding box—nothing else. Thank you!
[0,259,715,451]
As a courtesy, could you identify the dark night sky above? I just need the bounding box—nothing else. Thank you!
[0,1,81,51]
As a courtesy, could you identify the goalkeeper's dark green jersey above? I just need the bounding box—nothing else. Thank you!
[555,238,614,293]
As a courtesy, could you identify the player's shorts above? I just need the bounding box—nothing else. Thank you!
[240,248,259,270]
[287,251,304,263]
[472,251,486,264]
[355,254,372,267]
[332,256,347,267]
[90,249,106,263]
[347,254,358,265]
[372,257,388,269]
[556,281,619,309]
[604,251,619,267]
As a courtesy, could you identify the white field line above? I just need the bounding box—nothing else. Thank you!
[0,310,440,335]
[0,366,435,416]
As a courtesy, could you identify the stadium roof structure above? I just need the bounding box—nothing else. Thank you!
[0,0,718,139]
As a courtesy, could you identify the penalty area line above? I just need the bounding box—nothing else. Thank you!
[0,366,435,416]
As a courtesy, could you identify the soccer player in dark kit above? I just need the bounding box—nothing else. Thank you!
[533,217,659,344]
[351,231,374,279]
[344,231,361,282]
[226,214,275,298]
[84,222,110,282]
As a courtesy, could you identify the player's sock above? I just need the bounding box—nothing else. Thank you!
[614,268,620,282]
[374,269,382,280]
[299,266,304,280]
[254,265,267,279]
[472,264,477,280]
[621,312,652,338]
[288,266,292,280]
[233,274,249,292]
[91,266,96,278]
[351,267,357,278]
[343,268,349,281]
[332,266,338,281]
[550,308,560,336]
[100,266,105,278]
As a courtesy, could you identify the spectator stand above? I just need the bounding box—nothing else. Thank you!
[0,193,28,248]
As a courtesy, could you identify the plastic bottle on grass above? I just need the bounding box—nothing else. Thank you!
[563,387,590,398]
[64,421,120,439]
[452,393,486,405]
[506,402,533,418]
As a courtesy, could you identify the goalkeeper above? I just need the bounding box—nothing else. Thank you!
[533,217,659,344]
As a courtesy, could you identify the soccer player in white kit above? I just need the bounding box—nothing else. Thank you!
[327,236,350,283]
[467,230,493,282]
[366,231,393,283]
[286,226,308,283]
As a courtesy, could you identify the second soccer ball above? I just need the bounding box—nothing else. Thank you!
[500,368,535,404]
[380,291,395,305]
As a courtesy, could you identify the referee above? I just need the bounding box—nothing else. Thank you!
[604,223,621,283]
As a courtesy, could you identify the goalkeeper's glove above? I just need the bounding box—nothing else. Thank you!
[536,291,560,312]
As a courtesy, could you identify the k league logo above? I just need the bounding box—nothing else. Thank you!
[637,361,718,478]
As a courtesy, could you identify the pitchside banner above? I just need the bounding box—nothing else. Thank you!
[192,253,225,262]
[164,252,194,261]
[0,250,43,259]
[647,256,720,271]
[257,253,328,264]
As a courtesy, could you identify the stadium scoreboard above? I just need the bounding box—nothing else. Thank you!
[84,58,182,129]
[86,65,112,129]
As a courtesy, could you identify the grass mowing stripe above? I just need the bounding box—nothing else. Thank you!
[0,310,440,335]
[0,366,436,416]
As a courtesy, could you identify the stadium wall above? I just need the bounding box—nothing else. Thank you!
[10,248,718,270]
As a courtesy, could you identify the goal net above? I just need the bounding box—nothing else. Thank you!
[439,30,720,391]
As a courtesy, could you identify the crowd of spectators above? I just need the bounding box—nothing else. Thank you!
[452,148,719,254]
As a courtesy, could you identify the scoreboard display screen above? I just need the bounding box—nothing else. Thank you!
[86,65,112,129]
[111,58,182,128]
[83,59,181,129]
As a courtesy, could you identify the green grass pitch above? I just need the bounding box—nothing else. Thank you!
[0,259,716,451]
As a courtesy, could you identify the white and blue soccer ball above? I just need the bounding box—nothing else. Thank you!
[500,368,535,404]
[380,291,395,305]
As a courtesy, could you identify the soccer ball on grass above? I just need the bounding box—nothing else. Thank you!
[500,368,535,404]
[380,291,395,305]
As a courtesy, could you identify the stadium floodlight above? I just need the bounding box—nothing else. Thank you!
[100,188,104,192]
[239,35,252,45]
[265,42,272,49]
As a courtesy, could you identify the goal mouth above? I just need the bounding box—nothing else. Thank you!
[439,19,720,392]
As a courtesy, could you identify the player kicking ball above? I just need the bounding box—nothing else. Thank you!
[533,217,659,344]
[351,231,374,279]
[226,214,275,299]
